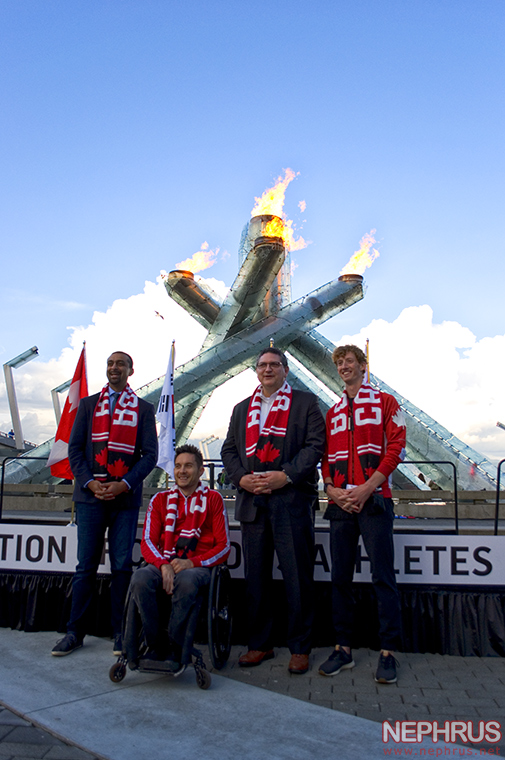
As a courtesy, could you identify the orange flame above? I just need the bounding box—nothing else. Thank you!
[251,168,308,251]
[176,241,219,274]
[340,230,379,275]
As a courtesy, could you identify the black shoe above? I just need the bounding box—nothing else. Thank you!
[51,633,83,657]
[318,646,355,676]
[113,635,122,656]
[375,652,398,684]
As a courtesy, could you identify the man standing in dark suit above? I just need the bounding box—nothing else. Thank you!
[221,347,325,674]
[52,351,158,657]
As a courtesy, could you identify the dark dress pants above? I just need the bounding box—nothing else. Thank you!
[241,491,315,654]
[68,502,139,639]
[329,496,402,651]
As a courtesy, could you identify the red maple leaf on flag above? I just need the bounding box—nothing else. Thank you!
[333,471,346,488]
[95,447,108,467]
[256,442,280,464]
[107,459,129,479]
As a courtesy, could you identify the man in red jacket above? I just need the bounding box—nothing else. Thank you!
[129,444,230,671]
[318,344,406,685]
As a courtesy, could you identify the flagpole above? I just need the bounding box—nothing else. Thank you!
[156,340,176,482]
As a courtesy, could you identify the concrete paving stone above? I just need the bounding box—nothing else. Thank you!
[355,697,381,710]
[4,727,65,747]
[415,678,443,689]
[428,704,479,717]
[399,704,433,717]
[331,704,356,716]
[308,697,333,709]
[0,711,29,728]
[432,675,463,687]
[474,706,505,719]
[422,687,463,700]
[44,746,100,759]
[354,709,382,723]
[264,680,289,694]
[380,710,411,722]
[370,692,404,704]
[355,700,381,712]
[465,686,489,699]
[0,728,13,741]
[489,697,505,707]
[351,680,381,692]
[0,743,49,758]
[422,687,470,700]
[447,696,498,708]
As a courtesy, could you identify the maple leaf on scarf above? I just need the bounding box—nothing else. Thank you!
[107,459,129,479]
[95,447,108,467]
[256,442,280,463]
[333,471,346,488]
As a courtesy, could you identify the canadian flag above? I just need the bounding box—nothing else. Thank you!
[47,345,88,479]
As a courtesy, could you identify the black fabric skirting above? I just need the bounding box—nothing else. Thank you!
[0,572,504,657]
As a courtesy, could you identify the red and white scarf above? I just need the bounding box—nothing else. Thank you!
[245,381,292,470]
[162,484,209,560]
[326,383,385,489]
[91,383,139,481]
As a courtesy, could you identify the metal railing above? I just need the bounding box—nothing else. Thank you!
[2,455,504,535]
[494,458,505,535]
[401,460,459,534]
[0,456,50,520]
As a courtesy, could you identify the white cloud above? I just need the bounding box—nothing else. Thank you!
[0,274,253,447]
[1,286,504,467]
[337,305,505,464]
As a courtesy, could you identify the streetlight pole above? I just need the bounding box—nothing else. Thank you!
[3,346,39,451]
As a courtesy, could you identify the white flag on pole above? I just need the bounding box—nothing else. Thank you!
[156,341,176,477]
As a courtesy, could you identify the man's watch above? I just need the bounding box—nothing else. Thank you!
[323,482,331,493]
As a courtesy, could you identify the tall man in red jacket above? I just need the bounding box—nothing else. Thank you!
[318,344,406,684]
[129,444,230,671]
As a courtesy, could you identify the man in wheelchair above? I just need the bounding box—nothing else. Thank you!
[126,444,230,672]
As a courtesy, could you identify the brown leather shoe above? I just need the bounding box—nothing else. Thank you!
[238,649,275,667]
[288,653,309,674]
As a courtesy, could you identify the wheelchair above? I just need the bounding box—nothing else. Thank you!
[109,563,232,690]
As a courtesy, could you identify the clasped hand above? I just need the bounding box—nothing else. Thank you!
[89,480,128,500]
[239,471,288,495]
[161,558,194,594]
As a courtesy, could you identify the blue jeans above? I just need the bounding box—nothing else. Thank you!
[129,563,211,656]
[68,502,139,639]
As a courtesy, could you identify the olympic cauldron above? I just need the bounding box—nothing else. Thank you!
[157,215,364,443]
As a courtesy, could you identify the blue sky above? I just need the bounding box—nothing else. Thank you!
[1,1,504,458]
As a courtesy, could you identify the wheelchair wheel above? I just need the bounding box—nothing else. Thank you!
[109,661,127,683]
[207,564,232,670]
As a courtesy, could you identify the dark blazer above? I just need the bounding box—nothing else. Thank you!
[221,389,325,523]
[68,392,158,509]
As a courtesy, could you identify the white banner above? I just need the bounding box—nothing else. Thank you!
[0,523,504,586]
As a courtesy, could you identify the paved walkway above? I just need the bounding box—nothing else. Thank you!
[0,629,502,760]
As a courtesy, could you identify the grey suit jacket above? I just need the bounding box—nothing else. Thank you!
[221,389,325,523]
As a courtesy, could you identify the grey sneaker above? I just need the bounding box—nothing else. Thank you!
[318,647,355,676]
[51,633,83,657]
[375,652,398,683]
